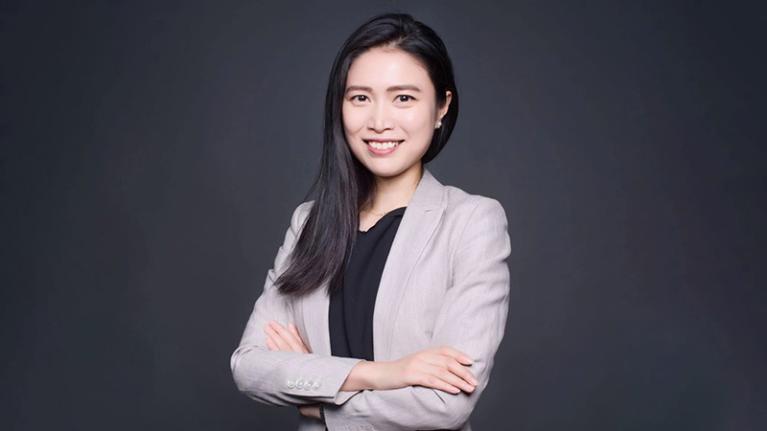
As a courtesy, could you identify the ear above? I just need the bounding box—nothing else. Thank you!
[437,90,453,122]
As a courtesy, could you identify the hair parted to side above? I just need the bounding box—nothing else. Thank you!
[275,11,459,297]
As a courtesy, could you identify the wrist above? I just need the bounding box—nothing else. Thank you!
[343,359,385,391]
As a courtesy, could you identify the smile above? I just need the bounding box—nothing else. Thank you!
[363,140,404,155]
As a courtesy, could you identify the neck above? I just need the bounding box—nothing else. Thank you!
[364,163,423,213]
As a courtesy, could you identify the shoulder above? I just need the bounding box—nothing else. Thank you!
[443,184,508,227]
[280,200,315,236]
[294,199,315,219]
[439,184,511,267]
[436,182,510,260]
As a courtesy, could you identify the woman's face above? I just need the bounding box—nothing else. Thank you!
[342,46,451,178]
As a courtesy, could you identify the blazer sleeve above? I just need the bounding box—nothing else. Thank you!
[230,201,365,407]
[322,197,512,431]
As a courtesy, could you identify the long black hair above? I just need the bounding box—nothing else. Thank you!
[276,12,459,297]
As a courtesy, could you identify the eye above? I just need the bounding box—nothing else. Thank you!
[396,95,416,102]
[350,95,368,102]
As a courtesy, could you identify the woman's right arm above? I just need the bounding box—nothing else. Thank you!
[230,201,365,407]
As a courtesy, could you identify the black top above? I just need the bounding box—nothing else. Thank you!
[322,206,405,429]
[329,206,407,361]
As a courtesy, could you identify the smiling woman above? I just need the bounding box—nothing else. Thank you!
[230,11,510,431]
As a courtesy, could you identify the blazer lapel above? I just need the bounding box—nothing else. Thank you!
[373,168,447,359]
[300,168,447,359]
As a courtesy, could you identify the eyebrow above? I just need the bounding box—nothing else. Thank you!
[344,85,422,94]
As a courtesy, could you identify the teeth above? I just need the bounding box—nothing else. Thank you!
[367,140,401,149]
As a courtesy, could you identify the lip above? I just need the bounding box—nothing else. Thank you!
[364,139,404,156]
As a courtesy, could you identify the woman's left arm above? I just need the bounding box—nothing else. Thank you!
[322,197,512,430]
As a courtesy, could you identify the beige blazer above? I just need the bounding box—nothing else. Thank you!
[230,168,511,431]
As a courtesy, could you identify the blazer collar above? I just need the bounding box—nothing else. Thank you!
[406,166,446,210]
[300,167,448,360]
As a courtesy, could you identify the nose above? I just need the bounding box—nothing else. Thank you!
[367,102,393,132]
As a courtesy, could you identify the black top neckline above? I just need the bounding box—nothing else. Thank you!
[358,206,407,234]
[331,202,407,367]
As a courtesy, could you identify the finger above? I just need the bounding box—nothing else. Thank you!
[287,323,301,341]
[425,363,475,394]
[265,335,278,351]
[417,366,461,394]
[432,354,477,386]
[438,346,474,365]
[288,323,310,353]
[269,321,305,352]
[270,321,304,352]
[298,405,319,419]
[289,324,310,353]
[264,325,288,350]
[447,358,479,386]
[264,324,292,351]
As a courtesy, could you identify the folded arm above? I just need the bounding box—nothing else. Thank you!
[230,201,365,406]
[323,197,512,430]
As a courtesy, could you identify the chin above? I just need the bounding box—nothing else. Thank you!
[367,159,423,178]
[364,165,402,178]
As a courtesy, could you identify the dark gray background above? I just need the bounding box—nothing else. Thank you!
[2,1,765,429]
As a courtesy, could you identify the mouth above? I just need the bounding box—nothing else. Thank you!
[363,139,404,155]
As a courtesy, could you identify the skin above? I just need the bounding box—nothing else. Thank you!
[342,45,452,224]
[266,45,476,421]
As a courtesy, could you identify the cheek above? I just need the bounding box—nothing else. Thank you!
[342,105,366,133]
[399,107,435,139]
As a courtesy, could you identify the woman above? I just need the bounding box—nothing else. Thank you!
[230,12,511,431]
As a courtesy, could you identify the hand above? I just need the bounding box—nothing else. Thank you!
[263,321,318,418]
[298,404,322,420]
[379,346,478,394]
[263,320,312,353]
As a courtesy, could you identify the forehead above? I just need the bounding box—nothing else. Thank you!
[346,47,432,90]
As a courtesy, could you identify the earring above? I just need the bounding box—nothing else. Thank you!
[435,120,442,129]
